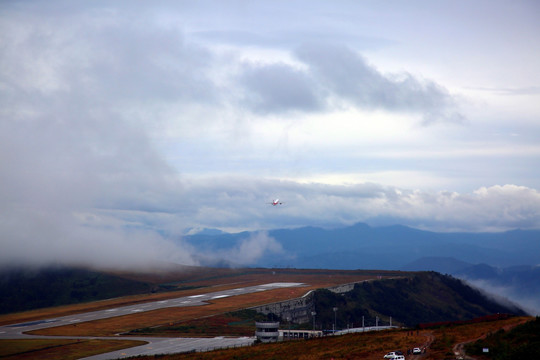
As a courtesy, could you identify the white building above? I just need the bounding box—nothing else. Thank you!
[255,321,280,342]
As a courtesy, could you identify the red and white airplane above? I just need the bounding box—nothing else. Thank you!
[269,199,283,206]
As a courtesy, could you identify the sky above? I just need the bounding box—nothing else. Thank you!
[1,0,540,268]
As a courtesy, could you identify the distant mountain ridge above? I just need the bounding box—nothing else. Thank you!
[401,256,473,274]
[183,223,540,269]
[184,223,540,315]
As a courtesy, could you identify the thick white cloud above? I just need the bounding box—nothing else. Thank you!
[193,231,284,266]
[464,278,540,316]
[178,180,540,233]
[1,1,539,269]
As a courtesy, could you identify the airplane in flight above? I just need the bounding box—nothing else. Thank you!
[269,199,283,206]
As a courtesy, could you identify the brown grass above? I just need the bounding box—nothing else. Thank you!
[149,313,256,337]
[128,328,428,360]
[12,269,396,337]
[0,339,146,360]
[28,285,328,336]
[125,316,533,360]
[424,315,530,359]
[0,268,395,327]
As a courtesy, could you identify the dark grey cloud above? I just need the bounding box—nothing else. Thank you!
[295,43,464,123]
[233,43,464,122]
[238,62,323,114]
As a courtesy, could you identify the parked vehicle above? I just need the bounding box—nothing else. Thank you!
[412,347,422,354]
[383,351,403,359]
[394,356,405,360]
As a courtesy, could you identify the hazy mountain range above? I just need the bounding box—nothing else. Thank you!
[184,223,540,269]
[183,223,540,314]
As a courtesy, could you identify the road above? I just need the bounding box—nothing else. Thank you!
[0,282,305,359]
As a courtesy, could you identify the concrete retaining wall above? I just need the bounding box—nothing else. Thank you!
[250,292,313,324]
[250,281,366,324]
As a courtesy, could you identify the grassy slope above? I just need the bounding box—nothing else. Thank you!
[310,272,525,329]
[465,316,540,360]
[129,317,532,360]
[0,339,146,360]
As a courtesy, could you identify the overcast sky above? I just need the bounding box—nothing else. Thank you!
[1,0,539,268]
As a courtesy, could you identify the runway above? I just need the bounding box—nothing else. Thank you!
[0,282,305,359]
[80,336,256,360]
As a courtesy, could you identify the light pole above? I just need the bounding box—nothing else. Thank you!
[311,311,316,331]
[333,307,338,334]
[287,316,291,340]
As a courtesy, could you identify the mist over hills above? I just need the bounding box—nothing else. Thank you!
[1,222,537,316]
[184,223,540,269]
[402,258,540,316]
[0,266,154,314]
[310,272,526,328]
[183,223,540,314]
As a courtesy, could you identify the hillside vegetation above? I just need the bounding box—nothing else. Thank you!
[310,272,525,329]
[465,316,540,360]
[0,266,154,314]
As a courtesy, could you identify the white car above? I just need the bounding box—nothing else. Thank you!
[412,347,422,354]
[394,356,405,360]
[384,352,403,359]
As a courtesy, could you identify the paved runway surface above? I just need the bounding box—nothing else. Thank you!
[80,336,257,360]
[0,282,305,359]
